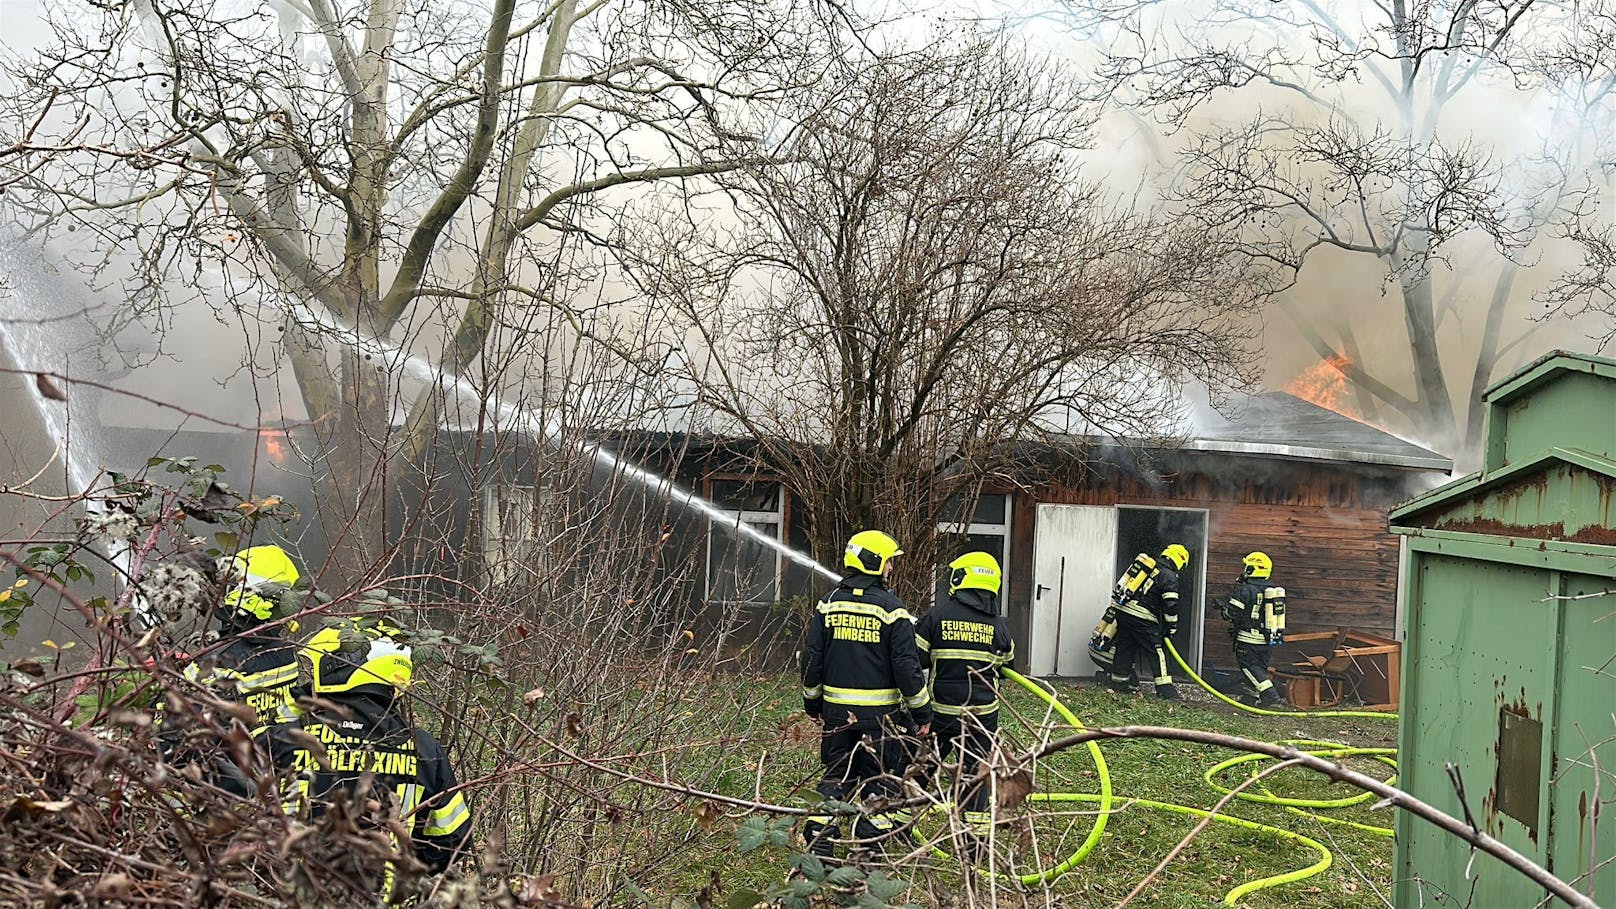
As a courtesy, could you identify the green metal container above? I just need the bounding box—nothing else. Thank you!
[1389,351,1616,907]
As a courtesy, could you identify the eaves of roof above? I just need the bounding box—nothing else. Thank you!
[1180,438,1454,471]
[1481,349,1616,405]
[1388,446,1616,524]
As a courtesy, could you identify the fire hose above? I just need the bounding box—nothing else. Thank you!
[906,643,1399,904]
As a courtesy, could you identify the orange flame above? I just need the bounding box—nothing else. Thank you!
[259,428,290,466]
[1284,354,1361,419]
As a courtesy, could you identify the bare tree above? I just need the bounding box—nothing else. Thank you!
[0,0,832,584]
[626,34,1264,598]
[1536,6,1616,355]
[1545,223,1616,353]
[1051,0,1616,454]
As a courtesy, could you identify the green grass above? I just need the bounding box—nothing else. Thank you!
[644,678,1399,909]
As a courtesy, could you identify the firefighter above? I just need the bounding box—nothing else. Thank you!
[162,545,304,752]
[185,545,306,727]
[258,616,472,901]
[915,551,1014,863]
[801,529,931,858]
[1223,551,1287,707]
[1107,543,1188,700]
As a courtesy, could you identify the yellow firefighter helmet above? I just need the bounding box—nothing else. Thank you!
[222,545,300,621]
[948,551,1002,596]
[1160,543,1190,571]
[300,618,413,697]
[844,530,903,576]
[1242,551,1273,579]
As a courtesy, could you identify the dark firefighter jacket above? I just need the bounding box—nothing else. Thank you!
[158,632,301,772]
[1116,561,1181,628]
[261,694,472,884]
[181,632,301,731]
[915,589,1016,717]
[1224,576,1273,645]
[802,573,931,726]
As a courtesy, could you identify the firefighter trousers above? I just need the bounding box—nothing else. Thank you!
[1233,641,1277,696]
[816,713,911,802]
[807,713,915,855]
[935,713,997,824]
[1110,613,1171,688]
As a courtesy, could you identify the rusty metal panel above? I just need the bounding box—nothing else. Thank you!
[1495,708,1541,832]
[1395,555,1550,908]
[1394,352,1616,908]
[1546,572,1616,898]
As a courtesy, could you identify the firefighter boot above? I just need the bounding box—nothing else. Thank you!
[1107,675,1137,695]
[1155,682,1181,701]
[855,811,903,853]
[804,818,838,860]
[1258,687,1285,708]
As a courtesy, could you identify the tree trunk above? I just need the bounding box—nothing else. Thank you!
[1463,261,1519,453]
[1393,240,1458,452]
[305,332,395,589]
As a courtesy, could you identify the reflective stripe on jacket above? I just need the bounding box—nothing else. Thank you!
[177,633,301,732]
[916,589,1015,716]
[801,573,931,725]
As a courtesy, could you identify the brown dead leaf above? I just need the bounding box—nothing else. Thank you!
[93,873,133,899]
[11,659,45,678]
[278,824,318,859]
[35,373,65,401]
[690,800,721,830]
[563,711,584,738]
[110,710,151,728]
[995,766,1035,811]
[522,687,546,707]
[218,700,259,727]
[283,728,331,770]
[516,873,561,906]
[217,841,261,866]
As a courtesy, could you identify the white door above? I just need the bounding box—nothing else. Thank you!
[1030,504,1117,676]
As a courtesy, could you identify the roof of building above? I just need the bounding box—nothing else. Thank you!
[1388,445,1616,525]
[1183,392,1453,472]
[1481,349,1616,405]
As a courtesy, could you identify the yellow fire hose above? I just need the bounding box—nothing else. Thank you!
[906,645,1400,905]
[1163,639,1400,722]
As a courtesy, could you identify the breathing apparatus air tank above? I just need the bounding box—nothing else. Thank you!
[1112,552,1159,605]
[1263,586,1287,645]
[1088,606,1119,670]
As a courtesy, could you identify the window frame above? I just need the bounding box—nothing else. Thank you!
[482,482,541,587]
[703,473,788,605]
[935,492,1013,605]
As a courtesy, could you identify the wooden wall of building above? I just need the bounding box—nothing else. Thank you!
[1004,451,1441,673]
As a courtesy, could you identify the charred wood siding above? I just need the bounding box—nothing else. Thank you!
[1008,452,1437,673]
